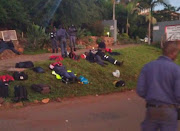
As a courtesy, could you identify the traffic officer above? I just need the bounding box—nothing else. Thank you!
[137,41,180,131]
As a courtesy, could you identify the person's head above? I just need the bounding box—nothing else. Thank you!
[162,41,179,61]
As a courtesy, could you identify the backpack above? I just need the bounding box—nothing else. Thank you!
[0,81,9,98]
[33,67,45,73]
[69,51,80,61]
[15,61,34,68]
[115,80,125,87]
[31,84,51,94]
[13,72,28,80]
[13,85,28,102]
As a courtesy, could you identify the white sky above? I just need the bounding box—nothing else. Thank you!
[155,0,180,12]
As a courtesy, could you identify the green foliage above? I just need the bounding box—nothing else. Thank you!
[88,21,104,36]
[96,37,103,44]
[26,24,49,50]
[88,38,94,43]
[76,28,86,39]
[104,26,111,36]
[55,0,105,27]
[0,0,30,30]
[3,45,161,102]
[121,33,130,39]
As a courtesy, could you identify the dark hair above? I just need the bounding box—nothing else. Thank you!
[162,41,179,56]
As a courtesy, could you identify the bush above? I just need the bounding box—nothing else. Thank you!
[26,23,49,50]
[89,21,104,36]
[96,37,102,44]
[76,28,86,39]
[88,38,93,43]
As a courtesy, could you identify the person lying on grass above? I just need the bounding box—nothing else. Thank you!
[0,39,20,55]
[82,49,124,67]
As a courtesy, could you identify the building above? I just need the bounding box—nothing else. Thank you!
[153,20,180,42]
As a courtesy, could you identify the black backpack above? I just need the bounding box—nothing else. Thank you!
[13,85,28,102]
[31,84,51,94]
[0,81,9,98]
[13,72,28,80]
[33,67,45,73]
[15,61,34,68]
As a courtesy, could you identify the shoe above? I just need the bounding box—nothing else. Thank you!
[116,61,124,66]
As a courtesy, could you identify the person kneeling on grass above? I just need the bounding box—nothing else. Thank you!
[0,39,20,55]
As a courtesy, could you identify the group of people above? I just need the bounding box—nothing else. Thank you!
[50,24,77,57]
[84,40,124,66]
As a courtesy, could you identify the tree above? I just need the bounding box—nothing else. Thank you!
[0,0,30,30]
[125,1,140,35]
[138,0,167,44]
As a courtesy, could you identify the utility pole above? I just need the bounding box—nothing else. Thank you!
[112,0,120,45]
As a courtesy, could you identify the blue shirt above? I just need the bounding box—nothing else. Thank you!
[56,28,69,39]
[137,56,180,105]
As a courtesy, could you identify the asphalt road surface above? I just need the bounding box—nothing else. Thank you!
[0,91,179,131]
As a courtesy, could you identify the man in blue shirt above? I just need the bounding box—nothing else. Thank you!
[56,25,69,57]
[137,41,180,131]
[68,25,77,51]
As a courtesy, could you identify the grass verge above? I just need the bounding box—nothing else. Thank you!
[2,45,163,102]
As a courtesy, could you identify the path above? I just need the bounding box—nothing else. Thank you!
[0,44,138,71]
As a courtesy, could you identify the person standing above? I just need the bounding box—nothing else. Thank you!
[56,25,69,57]
[137,41,180,131]
[50,26,58,53]
[68,25,77,51]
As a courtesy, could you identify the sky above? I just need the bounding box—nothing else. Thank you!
[155,0,180,12]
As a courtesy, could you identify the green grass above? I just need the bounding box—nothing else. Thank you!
[2,45,163,102]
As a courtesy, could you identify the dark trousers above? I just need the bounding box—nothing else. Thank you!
[60,38,67,56]
[142,107,178,131]
[0,47,20,54]
[51,39,58,53]
[70,36,76,49]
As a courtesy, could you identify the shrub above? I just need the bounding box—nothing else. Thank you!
[76,28,86,39]
[26,23,49,50]
[89,21,104,36]
[96,37,102,44]
[88,38,93,43]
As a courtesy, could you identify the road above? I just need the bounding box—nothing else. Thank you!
[0,91,144,131]
[1,91,180,131]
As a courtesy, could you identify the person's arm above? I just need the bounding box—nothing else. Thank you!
[65,30,69,38]
[174,67,180,104]
[137,67,147,98]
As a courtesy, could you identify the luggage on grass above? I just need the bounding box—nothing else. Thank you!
[31,84,51,94]
[33,67,45,73]
[15,61,34,68]
[0,81,9,98]
[13,72,28,80]
[13,85,28,102]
